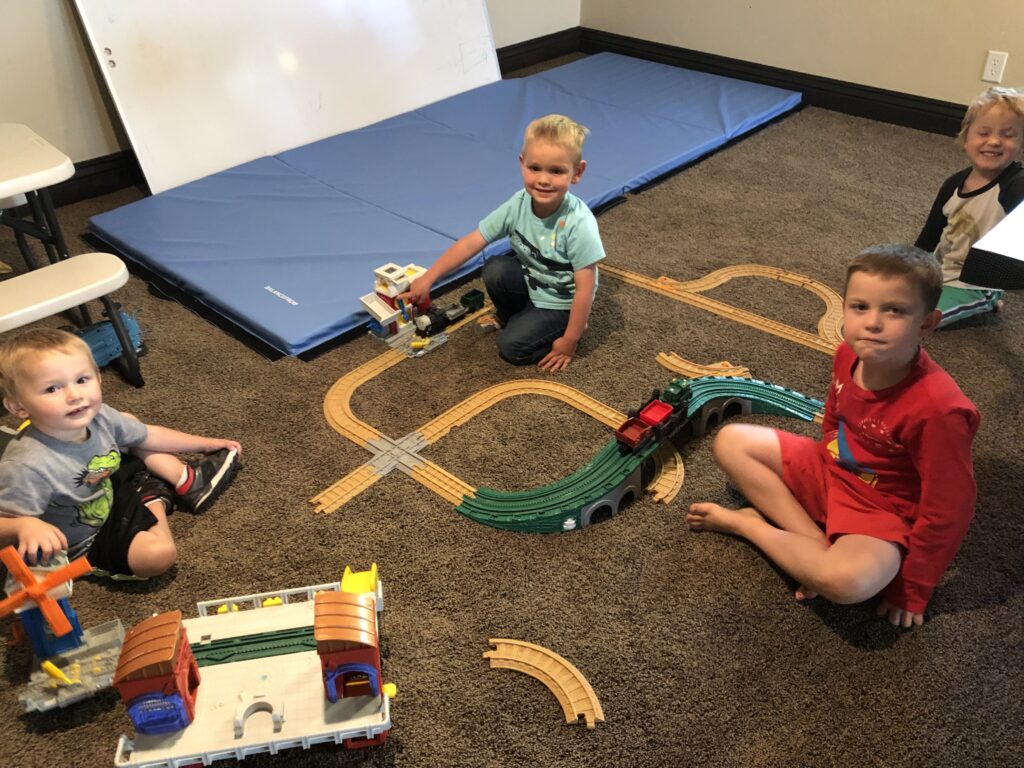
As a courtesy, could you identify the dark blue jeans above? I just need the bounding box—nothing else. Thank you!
[483,254,570,365]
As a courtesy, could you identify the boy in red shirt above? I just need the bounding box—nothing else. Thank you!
[687,244,979,627]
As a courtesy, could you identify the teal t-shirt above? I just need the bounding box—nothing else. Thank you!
[478,190,605,310]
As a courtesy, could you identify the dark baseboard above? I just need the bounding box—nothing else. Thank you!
[53,27,966,208]
[497,28,582,74]
[52,150,145,208]
[579,28,965,136]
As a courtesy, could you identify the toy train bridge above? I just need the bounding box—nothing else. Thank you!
[458,437,660,533]
[453,376,823,533]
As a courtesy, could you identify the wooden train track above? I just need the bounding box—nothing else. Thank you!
[317,303,501,447]
[647,442,684,503]
[656,353,752,379]
[665,263,844,343]
[310,463,384,514]
[322,348,406,446]
[408,461,476,506]
[484,639,604,729]
[417,379,625,444]
[603,263,842,356]
[318,368,686,513]
[315,265,834,519]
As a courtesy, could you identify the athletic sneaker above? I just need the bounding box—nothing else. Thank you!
[176,449,239,514]
[134,470,174,515]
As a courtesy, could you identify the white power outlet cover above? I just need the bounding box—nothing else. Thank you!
[982,51,1009,84]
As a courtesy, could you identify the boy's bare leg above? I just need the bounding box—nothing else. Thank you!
[126,500,177,577]
[710,424,827,543]
[121,415,188,488]
[135,448,187,488]
[692,423,833,599]
[688,503,900,604]
[685,503,818,598]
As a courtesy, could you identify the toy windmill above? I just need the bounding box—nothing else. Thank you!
[0,545,92,637]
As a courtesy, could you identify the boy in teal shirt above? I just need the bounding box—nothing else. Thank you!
[401,114,605,371]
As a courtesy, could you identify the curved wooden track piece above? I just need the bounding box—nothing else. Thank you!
[603,263,842,356]
[656,353,751,379]
[647,442,684,504]
[320,306,492,448]
[484,638,604,729]
[417,379,624,443]
[668,264,844,343]
[322,348,406,446]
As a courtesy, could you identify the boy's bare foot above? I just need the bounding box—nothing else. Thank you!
[795,585,819,601]
[686,502,764,535]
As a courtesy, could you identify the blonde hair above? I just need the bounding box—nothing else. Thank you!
[522,114,589,165]
[958,87,1024,143]
[0,328,98,400]
[846,244,943,313]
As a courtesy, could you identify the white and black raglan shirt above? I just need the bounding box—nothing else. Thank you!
[915,161,1024,287]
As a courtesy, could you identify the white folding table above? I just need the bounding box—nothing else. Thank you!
[0,125,143,386]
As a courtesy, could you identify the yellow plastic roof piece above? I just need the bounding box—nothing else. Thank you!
[341,563,378,595]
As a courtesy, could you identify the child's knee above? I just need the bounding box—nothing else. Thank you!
[712,423,755,462]
[483,254,515,289]
[713,423,780,465]
[482,255,502,285]
[712,423,743,448]
[816,538,901,604]
[496,333,541,366]
[816,566,878,605]
[129,538,177,578]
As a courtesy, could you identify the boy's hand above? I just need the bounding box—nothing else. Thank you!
[398,276,433,306]
[876,598,924,628]
[538,336,578,372]
[17,518,68,566]
[204,438,242,456]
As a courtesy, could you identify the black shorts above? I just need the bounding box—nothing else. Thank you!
[86,455,159,576]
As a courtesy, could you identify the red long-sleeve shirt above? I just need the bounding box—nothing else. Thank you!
[820,344,980,613]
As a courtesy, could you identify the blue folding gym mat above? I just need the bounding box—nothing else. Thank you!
[90,53,801,356]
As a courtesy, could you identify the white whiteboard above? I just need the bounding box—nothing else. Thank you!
[73,0,499,194]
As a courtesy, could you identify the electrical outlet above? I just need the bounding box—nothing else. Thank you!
[982,51,1008,83]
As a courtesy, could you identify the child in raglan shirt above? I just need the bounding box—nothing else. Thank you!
[916,87,1024,326]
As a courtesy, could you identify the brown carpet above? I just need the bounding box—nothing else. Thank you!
[1,59,1021,768]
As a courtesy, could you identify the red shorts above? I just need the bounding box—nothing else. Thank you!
[776,430,911,549]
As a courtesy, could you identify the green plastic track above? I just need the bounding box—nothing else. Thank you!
[455,377,823,533]
[457,438,659,532]
[190,625,317,667]
[684,376,824,421]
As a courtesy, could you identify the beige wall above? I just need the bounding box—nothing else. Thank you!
[0,1,122,161]
[4,1,1020,166]
[582,0,1024,106]
[486,0,580,48]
